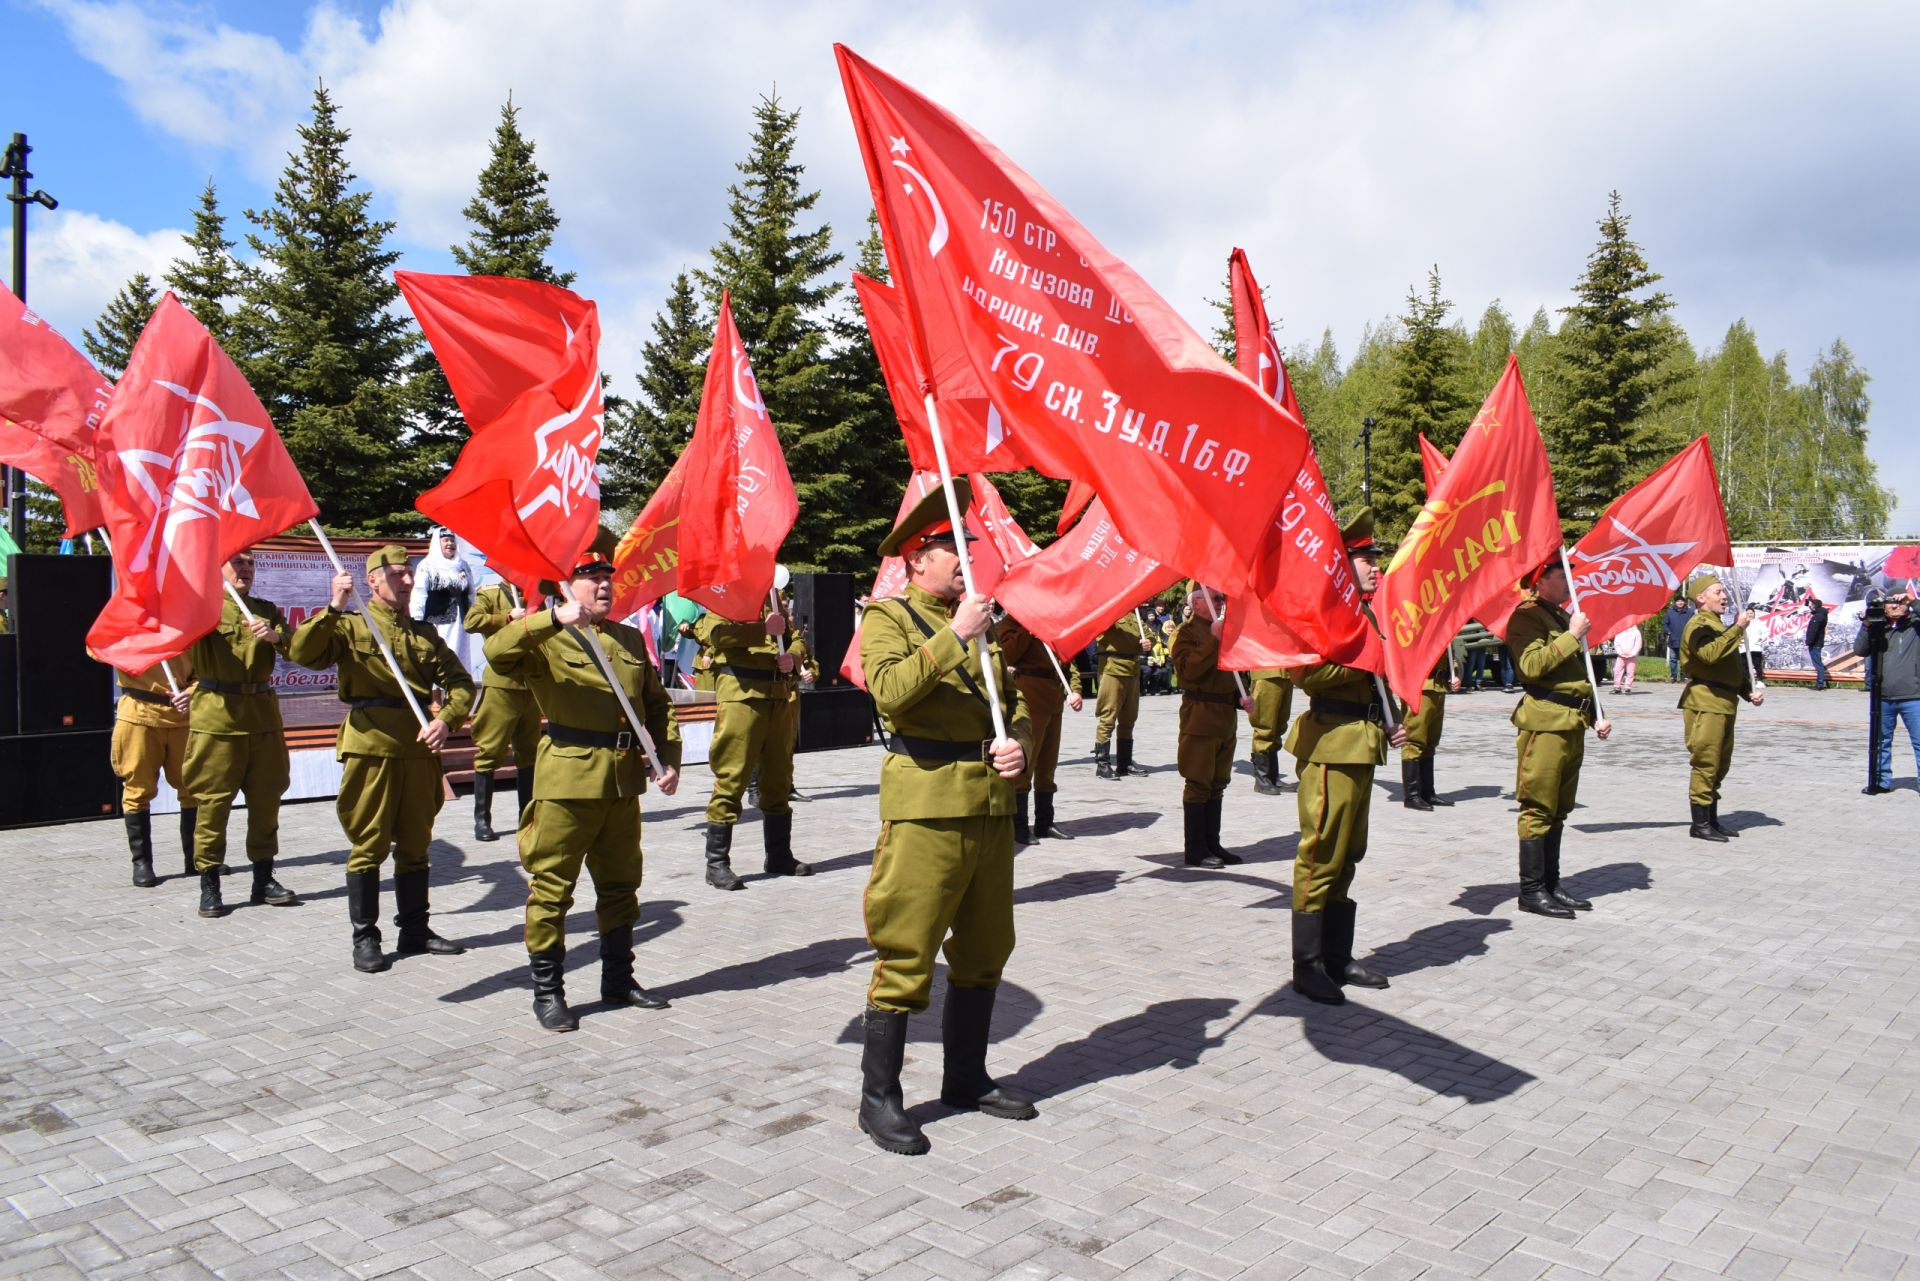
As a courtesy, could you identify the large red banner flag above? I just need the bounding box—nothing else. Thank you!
[996,493,1181,658]
[836,46,1310,599]
[1224,248,1381,673]
[610,452,689,619]
[401,272,605,589]
[0,287,112,535]
[1379,353,1560,710]
[1418,433,1449,493]
[85,294,318,669]
[677,296,799,621]
[1567,435,1730,642]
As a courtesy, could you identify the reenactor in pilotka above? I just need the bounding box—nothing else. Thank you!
[97,648,198,888]
[1246,666,1292,796]
[695,583,812,891]
[1092,602,1146,779]
[289,546,474,973]
[177,549,296,919]
[997,608,1083,845]
[1399,639,1465,811]
[1679,572,1762,841]
[1508,560,1613,916]
[857,479,1035,1157]
[1284,509,1406,1005]
[1172,585,1255,868]
[484,530,682,1031]
[748,583,818,808]
[463,579,542,842]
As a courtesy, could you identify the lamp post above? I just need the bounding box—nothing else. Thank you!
[1358,416,1375,501]
[3,132,60,549]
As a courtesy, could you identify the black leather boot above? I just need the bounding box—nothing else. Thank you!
[859,1006,930,1155]
[394,870,464,954]
[1252,749,1283,796]
[762,812,812,876]
[1117,739,1138,776]
[347,871,390,972]
[939,985,1038,1119]
[530,947,578,1031]
[1323,901,1390,988]
[746,769,760,811]
[1094,742,1116,780]
[179,808,198,877]
[1689,802,1728,842]
[1420,756,1452,807]
[1545,825,1591,911]
[1182,802,1223,868]
[197,868,224,918]
[1033,792,1072,840]
[472,771,498,842]
[598,924,669,1008]
[515,769,534,823]
[1402,760,1433,811]
[705,822,745,890]
[1205,796,1242,864]
[1290,911,1345,1004]
[1518,838,1574,917]
[1013,792,1032,846]
[126,812,156,888]
[249,859,296,906]
[1709,801,1738,839]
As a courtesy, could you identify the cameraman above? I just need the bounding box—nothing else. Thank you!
[1854,593,1920,795]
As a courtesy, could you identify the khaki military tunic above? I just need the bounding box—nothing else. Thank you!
[1507,599,1596,840]
[464,584,542,777]
[1679,610,1752,806]
[999,615,1067,796]
[288,601,474,874]
[1171,617,1240,804]
[102,653,197,812]
[1094,611,1145,747]
[486,609,681,953]
[1247,667,1293,757]
[1286,639,1390,913]
[860,584,1032,1014]
[1402,640,1464,763]
[697,606,797,823]
[182,595,293,868]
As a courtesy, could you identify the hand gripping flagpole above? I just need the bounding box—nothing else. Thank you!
[1042,642,1078,706]
[1557,545,1610,730]
[921,392,1010,745]
[308,520,436,740]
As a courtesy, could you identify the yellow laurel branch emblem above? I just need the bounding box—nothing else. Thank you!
[1385,481,1507,575]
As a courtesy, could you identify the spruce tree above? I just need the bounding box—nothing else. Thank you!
[825,216,912,556]
[82,272,158,380]
[1552,191,1683,537]
[238,83,417,533]
[1372,269,1473,541]
[603,271,708,510]
[164,181,242,352]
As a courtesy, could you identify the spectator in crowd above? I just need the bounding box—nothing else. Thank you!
[410,527,475,671]
[1855,593,1920,795]
[1806,596,1831,690]
[1611,622,1644,695]
[1662,594,1693,681]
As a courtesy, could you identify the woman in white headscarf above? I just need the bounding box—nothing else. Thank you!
[410,527,476,669]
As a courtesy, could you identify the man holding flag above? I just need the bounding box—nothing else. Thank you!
[1093,607,1147,780]
[696,593,809,889]
[1173,585,1253,868]
[96,648,197,889]
[463,578,543,842]
[1680,574,1762,840]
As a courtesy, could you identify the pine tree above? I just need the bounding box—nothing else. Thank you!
[603,271,708,511]
[825,215,912,556]
[1371,269,1473,541]
[82,272,157,381]
[238,83,418,533]
[1552,191,1684,537]
[164,181,242,352]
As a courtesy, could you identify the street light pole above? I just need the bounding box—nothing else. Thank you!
[3,132,61,549]
[1359,416,1375,501]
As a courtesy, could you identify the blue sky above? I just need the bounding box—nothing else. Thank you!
[8,0,1917,534]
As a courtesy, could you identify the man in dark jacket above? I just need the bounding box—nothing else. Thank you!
[1662,596,1693,681]
[1806,597,1831,690]
[1855,593,1920,794]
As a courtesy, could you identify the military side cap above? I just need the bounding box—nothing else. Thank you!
[1341,506,1377,552]
[1521,555,1562,587]
[1686,573,1721,599]
[568,525,619,576]
[366,544,412,573]
[879,477,979,557]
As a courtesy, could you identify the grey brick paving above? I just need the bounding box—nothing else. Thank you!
[1,685,1915,1279]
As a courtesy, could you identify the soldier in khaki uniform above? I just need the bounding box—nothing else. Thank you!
[1400,641,1464,811]
[1284,510,1406,1005]
[748,593,818,808]
[98,650,197,888]
[463,581,542,842]
[1092,606,1146,778]
[998,610,1082,845]
[1508,561,1613,916]
[1246,667,1292,795]
[1172,586,1254,868]
[1679,573,1762,841]
[289,546,474,973]
[179,550,297,919]
[857,479,1035,1157]
[484,532,682,1031]
[695,595,809,889]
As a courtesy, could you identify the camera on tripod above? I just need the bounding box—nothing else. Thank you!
[1863,590,1890,655]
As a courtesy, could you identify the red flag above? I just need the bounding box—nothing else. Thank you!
[1567,436,1730,641]
[996,494,1181,657]
[1056,478,1095,535]
[0,287,113,535]
[610,452,689,618]
[0,421,106,538]
[1379,354,1560,709]
[401,272,605,589]
[1418,433,1450,493]
[1412,430,1529,642]
[676,296,798,621]
[85,294,318,668]
[836,46,1309,598]
[1225,249,1381,673]
[852,272,1029,473]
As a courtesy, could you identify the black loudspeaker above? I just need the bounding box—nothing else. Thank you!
[11,553,113,733]
[0,635,16,735]
[0,729,118,827]
[797,686,876,753]
[791,572,857,688]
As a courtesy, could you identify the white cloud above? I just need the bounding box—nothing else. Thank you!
[18,210,187,349]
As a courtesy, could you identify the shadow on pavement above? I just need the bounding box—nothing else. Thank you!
[1054,810,1163,837]
[1570,819,1689,834]
[833,972,1044,1046]
[432,899,689,998]
[1364,916,1512,977]
[1014,869,1123,906]
[989,997,1240,1102]
[656,935,873,1002]
[1717,809,1783,833]
[1451,860,1652,915]
[1252,987,1536,1103]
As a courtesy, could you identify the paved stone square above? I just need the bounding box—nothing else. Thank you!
[1,685,1914,1280]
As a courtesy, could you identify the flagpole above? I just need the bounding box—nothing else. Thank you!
[308,519,436,739]
[1557,545,1610,729]
[767,587,788,654]
[1042,641,1077,706]
[570,623,667,779]
[1215,594,1250,703]
[920,391,1010,744]
[223,579,257,623]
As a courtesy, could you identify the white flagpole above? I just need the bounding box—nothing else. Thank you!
[223,578,257,622]
[1558,545,1610,729]
[159,659,180,696]
[1042,641,1077,705]
[768,587,788,654]
[571,623,667,779]
[1215,594,1250,702]
[920,392,1010,744]
[308,520,434,737]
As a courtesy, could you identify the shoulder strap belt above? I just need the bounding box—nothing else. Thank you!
[1309,695,1383,725]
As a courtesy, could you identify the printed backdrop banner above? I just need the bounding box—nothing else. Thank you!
[1693,542,1918,681]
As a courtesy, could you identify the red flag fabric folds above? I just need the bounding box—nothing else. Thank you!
[1379,354,1560,709]
[1567,435,1730,642]
[86,294,317,668]
[1418,433,1449,494]
[1055,478,1095,536]
[610,452,689,619]
[996,494,1180,658]
[0,287,112,535]
[836,45,1310,599]
[401,272,605,590]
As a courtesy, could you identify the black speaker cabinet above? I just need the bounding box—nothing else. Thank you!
[0,729,118,827]
[11,553,114,733]
[0,634,16,735]
[797,686,875,753]
[792,572,856,688]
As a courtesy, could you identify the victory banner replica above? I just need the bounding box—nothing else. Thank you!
[0,286,111,536]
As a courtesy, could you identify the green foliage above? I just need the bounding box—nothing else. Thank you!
[164,181,242,353]
[604,271,707,511]
[82,272,157,381]
[1371,268,1474,541]
[824,215,910,557]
